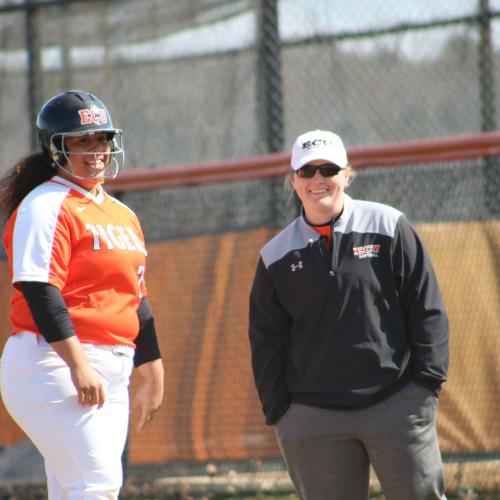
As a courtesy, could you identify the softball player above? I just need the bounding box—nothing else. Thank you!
[249,130,449,499]
[0,90,164,499]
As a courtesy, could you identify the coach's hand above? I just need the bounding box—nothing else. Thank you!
[132,358,164,431]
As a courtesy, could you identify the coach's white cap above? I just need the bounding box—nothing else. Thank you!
[291,130,349,171]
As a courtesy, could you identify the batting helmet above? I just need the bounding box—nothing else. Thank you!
[36,90,124,179]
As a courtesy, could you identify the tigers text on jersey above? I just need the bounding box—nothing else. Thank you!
[3,176,148,347]
[249,194,449,425]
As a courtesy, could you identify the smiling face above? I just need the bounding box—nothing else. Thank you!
[59,132,112,189]
[291,159,351,224]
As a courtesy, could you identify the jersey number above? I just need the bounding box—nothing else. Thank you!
[137,265,145,299]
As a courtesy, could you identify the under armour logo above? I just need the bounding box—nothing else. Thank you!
[291,261,303,272]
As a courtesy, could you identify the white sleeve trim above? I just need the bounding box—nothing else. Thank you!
[12,183,69,284]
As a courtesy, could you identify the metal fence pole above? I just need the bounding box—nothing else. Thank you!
[25,0,43,151]
[257,0,283,153]
[257,0,291,226]
[478,0,499,216]
[478,0,496,132]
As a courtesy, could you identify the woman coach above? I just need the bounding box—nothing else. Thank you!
[249,129,449,499]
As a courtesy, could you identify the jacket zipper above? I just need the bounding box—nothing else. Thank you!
[329,222,336,277]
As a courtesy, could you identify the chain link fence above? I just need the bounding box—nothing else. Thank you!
[1,0,500,173]
[0,0,499,497]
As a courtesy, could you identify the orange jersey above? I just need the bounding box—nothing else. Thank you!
[3,176,148,347]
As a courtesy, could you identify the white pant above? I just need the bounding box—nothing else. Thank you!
[0,332,134,500]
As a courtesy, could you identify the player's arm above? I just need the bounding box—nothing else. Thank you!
[19,281,106,408]
[132,298,164,431]
[392,217,449,395]
[249,257,292,425]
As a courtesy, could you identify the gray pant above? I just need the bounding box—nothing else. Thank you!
[274,383,446,500]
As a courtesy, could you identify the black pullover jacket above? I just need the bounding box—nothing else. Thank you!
[249,194,449,425]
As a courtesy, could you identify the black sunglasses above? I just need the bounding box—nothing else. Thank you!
[295,163,343,178]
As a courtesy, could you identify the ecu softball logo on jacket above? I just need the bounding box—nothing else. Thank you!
[353,244,381,258]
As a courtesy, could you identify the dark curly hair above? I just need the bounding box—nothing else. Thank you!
[0,152,56,218]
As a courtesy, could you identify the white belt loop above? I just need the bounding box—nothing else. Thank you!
[16,331,43,346]
[110,345,134,358]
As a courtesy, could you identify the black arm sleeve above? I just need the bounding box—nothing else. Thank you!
[19,281,76,343]
[134,297,161,368]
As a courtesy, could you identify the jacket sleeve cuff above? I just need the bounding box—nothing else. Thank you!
[413,377,443,397]
[265,402,291,426]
